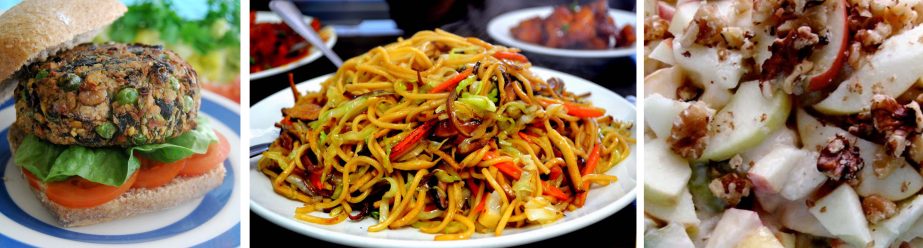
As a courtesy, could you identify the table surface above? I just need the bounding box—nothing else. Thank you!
[249,1,637,247]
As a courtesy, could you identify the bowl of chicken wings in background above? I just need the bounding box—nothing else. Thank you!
[487,0,638,95]
[488,0,636,58]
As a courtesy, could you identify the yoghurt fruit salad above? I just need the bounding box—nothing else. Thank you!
[642,0,923,246]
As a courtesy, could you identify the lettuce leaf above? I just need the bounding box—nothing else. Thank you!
[13,117,218,186]
[15,136,137,187]
[14,135,65,180]
[133,117,218,163]
[47,146,139,186]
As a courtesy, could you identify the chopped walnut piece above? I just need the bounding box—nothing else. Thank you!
[871,94,919,157]
[721,27,747,48]
[667,102,711,159]
[909,134,923,164]
[862,195,898,224]
[872,95,911,133]
[760,25,820,83]
[847,42,863,69]
[905,101,923,132]
[792,26,820,50]
[708,173,752,206]
[680,3,727,48]
[855,22,892,47]
[644,16,671,43]
[676,84,701,101]
[781,60,813,95]
[729,154,744,170]
[817,133,864,185]
[886,132,910,158]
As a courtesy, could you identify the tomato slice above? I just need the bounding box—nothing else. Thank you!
[178,131,230,177]
[133,154,186,189]
[45,170,138,209]
[22,168,42,190]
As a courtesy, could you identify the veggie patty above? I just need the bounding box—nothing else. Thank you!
[14,43,200,147]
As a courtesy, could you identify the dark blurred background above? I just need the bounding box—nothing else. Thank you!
[250,0,636,247]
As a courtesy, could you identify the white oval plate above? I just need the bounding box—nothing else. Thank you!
[0,91,241,247]
[250,11,338,80]
[487,7,636,58]
[249,67,637,247]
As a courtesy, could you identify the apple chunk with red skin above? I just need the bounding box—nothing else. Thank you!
[806,0,848,91]
[814,24,923,115]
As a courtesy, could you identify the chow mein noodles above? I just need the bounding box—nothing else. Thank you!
[258,29,633,240]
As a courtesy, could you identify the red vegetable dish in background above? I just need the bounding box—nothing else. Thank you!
[250,11,326,73]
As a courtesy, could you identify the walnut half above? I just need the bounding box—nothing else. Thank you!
[667,102,712,159]
[817,133,864,185]
[871,94,918,157]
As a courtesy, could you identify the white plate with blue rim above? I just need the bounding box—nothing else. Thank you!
[487,7,636,58]
[0,91,240,247]
[249,67,636,247]
[250,11,338,80]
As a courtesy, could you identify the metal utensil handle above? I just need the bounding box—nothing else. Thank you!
[250,142,271,158]
[269,0,344,67]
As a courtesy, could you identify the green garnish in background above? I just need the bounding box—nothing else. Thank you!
[103,0,241,84]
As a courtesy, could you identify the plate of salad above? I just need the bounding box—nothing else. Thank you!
[643,0,923,246]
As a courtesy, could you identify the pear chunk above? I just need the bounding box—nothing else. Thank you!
[735,226,785,248]
[645,223,696,248]
[644,94,690,139]
[645,138,692,205]
[705,208,766,248]
[809,184,872,247]
[748,146,805,193]
[646,187,701,227]
[870,195,923,248]
[700,81,791,161]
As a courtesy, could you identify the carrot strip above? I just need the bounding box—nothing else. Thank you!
[389,120,436,160]
[542,181,569,201]
[429,67,473,93]
[575,143,601,207]
[492,51,529,63]
[483,150,522,180]
[493,162,522,180]
[549,165,563,181]
[538,98,606,118]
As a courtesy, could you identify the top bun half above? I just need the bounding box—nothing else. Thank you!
[0,0,127,82]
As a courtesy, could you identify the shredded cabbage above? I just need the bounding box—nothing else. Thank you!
[513,170,534,200]
[458,93,497,112]
[310,95,371,129]
[330,126,376,144]
[524,196,563,224]
[477,191,503,228]
[455,75,477,93]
